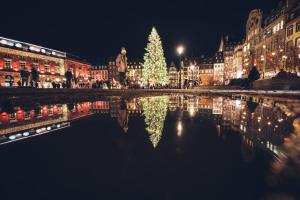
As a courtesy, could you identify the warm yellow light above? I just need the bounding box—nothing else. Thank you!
[189,107,195,117]
[282,55,287,59]
[271,52,276,56]
[190,64,195,70]
[177,121,183,136]
[177,46,185,55]
[263,45,266,49]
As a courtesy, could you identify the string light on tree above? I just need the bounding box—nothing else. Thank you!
[142,27,169,86]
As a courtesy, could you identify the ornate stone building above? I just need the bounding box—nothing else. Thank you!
[0,36,66,87]
[199,55,214,86]
[168,62,179,88]
[233,44,244,79]
[285,1,300,74]
[126,59,143,85]
[213,51,224,85]
[242,1,299,79]
[65,54,91,85]
[90,65,108,81]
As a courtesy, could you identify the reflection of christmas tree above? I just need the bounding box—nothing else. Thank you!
[141,96,169,148]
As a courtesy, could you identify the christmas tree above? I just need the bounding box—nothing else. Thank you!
[141,96,169,148]
[142,27,169,85]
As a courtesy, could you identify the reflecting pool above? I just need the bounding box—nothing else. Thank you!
[0,95,299,200]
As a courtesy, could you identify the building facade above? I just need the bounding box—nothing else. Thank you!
[126,59,143,85]
[90,65,108,81]
[199,56,214,86]
[107,58,118,82]
[223,37,237,84]
[65,54,91,85]
[233,44,244,79]
[0,36,66,87]
[168,62,179,88]
[213,52,224,85]
[285,2,300,74]
[242,1,300,79]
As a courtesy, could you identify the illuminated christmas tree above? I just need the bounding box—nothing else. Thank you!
[141,96,169,148]
[142,27,169,85]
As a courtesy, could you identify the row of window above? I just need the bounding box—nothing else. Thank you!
[287,22,300,37]
[91,71,108,75]
[2,60,61,73]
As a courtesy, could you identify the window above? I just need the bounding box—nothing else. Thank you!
[296,37,300,48]
[55,66,61,74]
[287,25,293,36]
[45,65,50,73]
[4,60,12,69]
[297,22,300,32]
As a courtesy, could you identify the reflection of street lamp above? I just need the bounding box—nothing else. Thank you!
[177,45,185,89]
[177,121,183,136]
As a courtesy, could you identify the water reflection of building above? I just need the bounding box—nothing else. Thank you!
[0,104,69,145]
[91,101,110,114]
[0,96,295,156]
[67,102,94,121]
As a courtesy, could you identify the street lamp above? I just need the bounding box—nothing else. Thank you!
[177,45,185,89]
[177,45,185,56]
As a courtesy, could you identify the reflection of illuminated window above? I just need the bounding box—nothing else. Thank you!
[9,113,16,120]
[24,111,30,119]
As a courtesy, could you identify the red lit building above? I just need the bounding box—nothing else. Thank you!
[64,54,91,86]
[0,36,66,87]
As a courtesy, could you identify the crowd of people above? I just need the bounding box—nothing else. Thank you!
[16,67,90,89]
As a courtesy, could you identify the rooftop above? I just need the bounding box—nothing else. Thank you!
[0,36,66,58]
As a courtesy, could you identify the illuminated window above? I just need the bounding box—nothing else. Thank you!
[287,25,293,36]
[297,22,300,32]
[296,37,300,48]
[4,60,12,69]
[55,66,60,74]
[45,65,50,73]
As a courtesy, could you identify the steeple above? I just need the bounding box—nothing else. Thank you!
[218,36,224,52]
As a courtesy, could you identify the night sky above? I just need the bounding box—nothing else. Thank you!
[2,0,281,64]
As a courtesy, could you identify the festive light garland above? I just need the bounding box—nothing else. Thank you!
[142,27,169,85]
[141,96,169,148]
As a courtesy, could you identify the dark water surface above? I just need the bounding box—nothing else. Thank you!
[0,95,299,200]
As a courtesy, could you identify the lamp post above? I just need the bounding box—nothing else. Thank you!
[177,45,185,89]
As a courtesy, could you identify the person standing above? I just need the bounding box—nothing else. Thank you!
[64,69,73,88]
[116,47,128,89]
[20,68,29,87]
[31,67,39,88]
